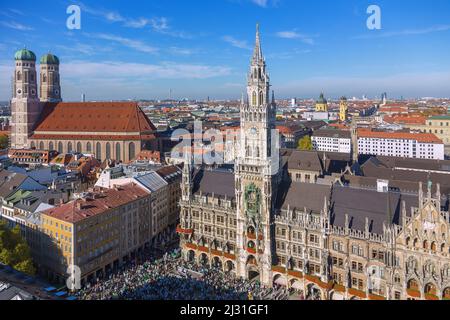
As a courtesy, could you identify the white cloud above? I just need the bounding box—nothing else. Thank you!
[354,25,450,39]
[78,2,190,38]
[8,9,25,16]
[277,72,450,98]
[222,36,252,50]
[276,30,315,45]
[88,33,159,54]
[0,21,33,31]
[0,59,232,100]
[169,47,196,56]
[59,61,232,80]
[251,0,268,7]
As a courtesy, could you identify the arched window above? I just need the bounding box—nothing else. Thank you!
[406,237,411,247]
[86,142,92,153]
[252,91,257,106]
[67,142,73,153]
[105,143,111,160]
[49,142,54,151]
[423,240,429,250]
[259,91,264,105]
[39,142,44,150]
[30,141,36,149]
[76,142,82,153]
[407,279,419,290]
[17,71,21,81]
[57,142,63,153]
[431,242,437,253]
[424,283,436,295]
[115,143,121,161]
[128,142,136,161]
[96,143,102,160]
[42,73,47,83]
[444,288,450,299]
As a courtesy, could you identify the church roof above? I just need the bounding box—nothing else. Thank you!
[15,49,36,61]
[40,53,60,65]
[192,168,235,199]
[316,93,327,104]
[32,102,157,134]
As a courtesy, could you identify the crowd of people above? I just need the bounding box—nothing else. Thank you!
[77,250,286,300]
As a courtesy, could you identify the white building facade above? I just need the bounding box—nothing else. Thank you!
[358,131,445,160]
[312,130,351,153]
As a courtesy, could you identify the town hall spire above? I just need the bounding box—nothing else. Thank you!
[253,23,263,62]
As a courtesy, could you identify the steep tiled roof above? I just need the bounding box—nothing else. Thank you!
[42,184,149,223]
[33,102,157,134]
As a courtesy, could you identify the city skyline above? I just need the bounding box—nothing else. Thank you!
[1,0,450,101]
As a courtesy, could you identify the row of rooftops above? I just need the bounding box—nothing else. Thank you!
[188,150,450,235]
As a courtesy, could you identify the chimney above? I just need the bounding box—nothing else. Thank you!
[377,179,389,193]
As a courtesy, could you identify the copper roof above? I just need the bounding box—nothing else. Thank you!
[33,102,157,133]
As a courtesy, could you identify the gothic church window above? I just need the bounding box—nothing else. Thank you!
[129,142,136,161]
[96,143,102,160]
[116,143,121,161]
[106,143,111,160]
[252,91,257,106]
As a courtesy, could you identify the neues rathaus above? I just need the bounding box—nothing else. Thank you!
[178,25,450,300]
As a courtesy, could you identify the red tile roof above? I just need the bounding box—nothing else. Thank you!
[383,114,426,125]
[30,134,156,141]
[42,184,149,223]
[33,102,157,133]
[358,129,443,144]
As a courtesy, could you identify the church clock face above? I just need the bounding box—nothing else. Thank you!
[250,127,258,135]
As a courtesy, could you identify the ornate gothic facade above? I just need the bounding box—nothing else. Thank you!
[178,25,450,300]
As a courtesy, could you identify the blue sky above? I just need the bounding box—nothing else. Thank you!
[1,0,450,101]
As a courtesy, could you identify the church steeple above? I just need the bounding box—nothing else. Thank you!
[253,23,263,63]
[240,23,275,163]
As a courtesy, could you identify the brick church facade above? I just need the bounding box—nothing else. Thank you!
[10,50,158,163]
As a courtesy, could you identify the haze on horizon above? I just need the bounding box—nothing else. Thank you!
[1,0,450,101]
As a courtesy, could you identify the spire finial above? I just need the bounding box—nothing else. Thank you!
[253,23,263,61]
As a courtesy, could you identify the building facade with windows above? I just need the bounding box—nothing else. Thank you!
[178,25,450,300]
[312,129,351,154]
[40,184,151,285]
[358,129,444,160]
